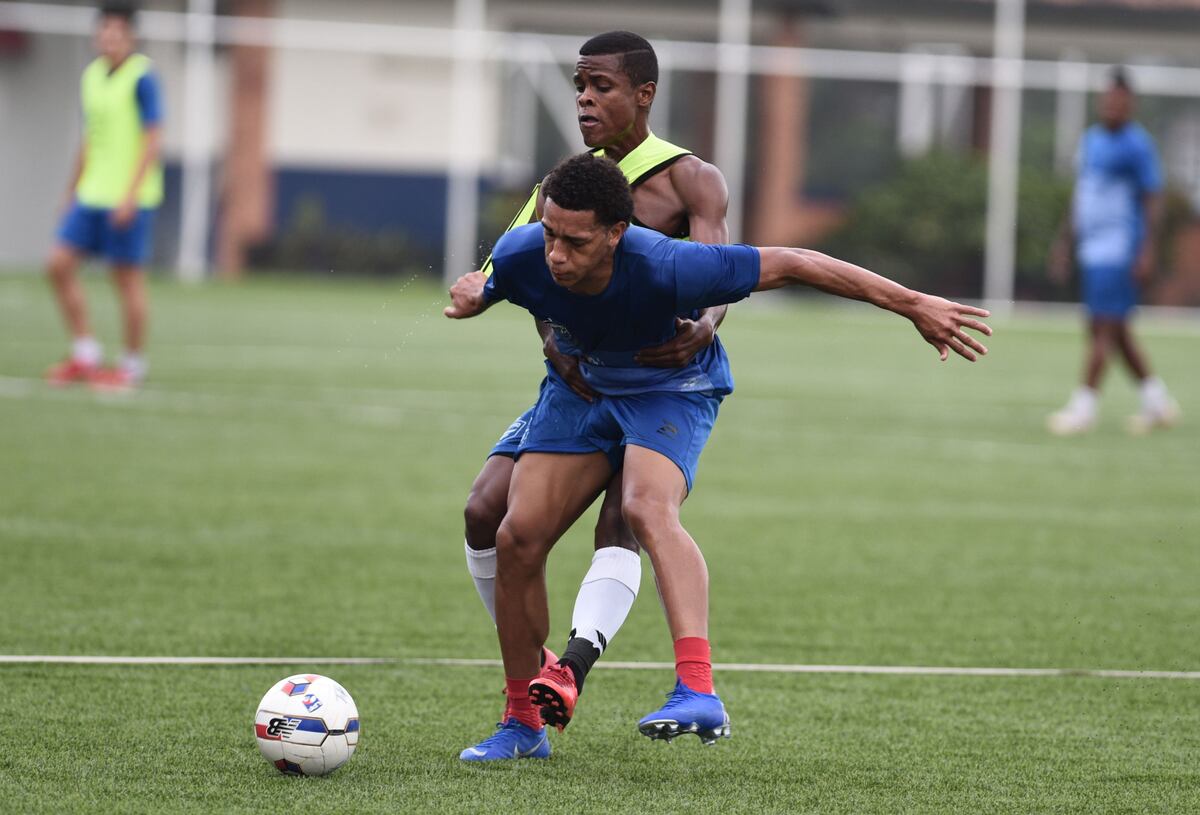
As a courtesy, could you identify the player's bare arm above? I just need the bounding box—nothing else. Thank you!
[635,157,731,367]
[1134,191,1165,284]
[757,247,993,362]
[537,317,598,402]
[1048,201,1075,285]
[63,142,87,214]
[113,126,161,228]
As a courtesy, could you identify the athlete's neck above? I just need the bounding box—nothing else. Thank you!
[570,258,616,296]
[104,52,133,72]
[599,120,652,164]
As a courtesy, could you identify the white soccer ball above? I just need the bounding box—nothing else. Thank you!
[254,674,360,776]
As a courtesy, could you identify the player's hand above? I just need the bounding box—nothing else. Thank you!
[111,198,137,229]
[1133,247,1157,285]
[544,342,598,402]
[443,271,487,319]
[907,294,992,362]
[634,317,714,368]
[1047,240,1072,285]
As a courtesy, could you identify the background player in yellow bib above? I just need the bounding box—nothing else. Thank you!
[45,2,163,392]
[460,31,731,730]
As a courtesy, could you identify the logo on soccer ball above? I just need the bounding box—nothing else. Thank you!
[301,693,323,712]
[258,717,299,741]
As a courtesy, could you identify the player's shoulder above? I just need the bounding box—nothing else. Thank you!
[666,154,726,190]
[665,155,728,212]
[492,222,544,264]
[622,224,676,256]
[1125,122,1157,149]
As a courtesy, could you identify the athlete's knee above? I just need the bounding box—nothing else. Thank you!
[620,492,678,544]
[46,248,76,281]
[463,468,509,550]
[495,517,551,576]
[594,498,640,553]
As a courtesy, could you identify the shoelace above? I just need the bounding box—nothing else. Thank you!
[476,720,524,749]
[659,684,698,711]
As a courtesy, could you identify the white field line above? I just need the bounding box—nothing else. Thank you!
[2,654,1198,680]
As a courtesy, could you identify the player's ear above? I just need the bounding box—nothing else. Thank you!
[637,81,656,110]
[607,221,628,247]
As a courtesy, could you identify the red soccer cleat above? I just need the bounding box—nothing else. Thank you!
[45,358,97,387]
[88,366,139,393]
[528,661,578,732]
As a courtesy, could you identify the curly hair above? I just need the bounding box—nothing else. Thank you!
[579,30,658,87]
[543,153,633,227]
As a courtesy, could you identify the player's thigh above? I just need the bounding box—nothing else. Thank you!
[620,445,688,528]
[593,470,639,552]
[608,391,720,496]
[465,454,515,527]
[506,451,612,545]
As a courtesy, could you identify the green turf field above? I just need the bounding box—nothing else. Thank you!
[2,272,1197,813]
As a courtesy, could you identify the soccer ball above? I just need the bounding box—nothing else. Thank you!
[254,674,360,776]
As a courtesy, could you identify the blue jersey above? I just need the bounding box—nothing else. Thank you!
[484,224,761,396]
[1072,123,1162,269]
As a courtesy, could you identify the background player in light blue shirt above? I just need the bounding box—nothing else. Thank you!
[445,153,992,761]
[1048,68,1180,435]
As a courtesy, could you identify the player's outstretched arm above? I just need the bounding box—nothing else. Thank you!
[756,247,993,362]
[443,271,493,319]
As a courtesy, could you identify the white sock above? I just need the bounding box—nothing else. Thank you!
[71,336,101,366]
[121,352,147,382]
[464,540,497,624]
[1067,386,1098,416]
[570,547,641,653]
[1139,377,1168,413]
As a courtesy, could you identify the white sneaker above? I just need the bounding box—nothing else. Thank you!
[1047,407,1096,436]
[1127,398,1181,435]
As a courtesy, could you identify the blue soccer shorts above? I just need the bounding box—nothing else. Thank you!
[1081,264,1138,319]
[515,375,721,493]
[57,203,156,266]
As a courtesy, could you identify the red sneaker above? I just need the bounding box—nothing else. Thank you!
[45,358,97,387]
[88,366,139,393]
[528,662,578,732]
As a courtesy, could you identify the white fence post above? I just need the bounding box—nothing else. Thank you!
[983,0,1026,311]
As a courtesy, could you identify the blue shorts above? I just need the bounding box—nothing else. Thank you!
[516,376,721,493]
[56,203,156,266]
[490,405,537,458]
[489,376,548,459]
[1081,264,1137,319]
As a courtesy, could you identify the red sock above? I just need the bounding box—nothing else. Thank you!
[504,677,543,730]
[674,637,713,694]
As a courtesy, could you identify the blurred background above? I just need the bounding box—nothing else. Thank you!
[1,0,1198,306]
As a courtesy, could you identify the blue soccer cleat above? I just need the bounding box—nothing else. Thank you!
[638,678,731,745]
[459,718,551,762]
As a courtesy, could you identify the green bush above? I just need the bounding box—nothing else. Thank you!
[818,152,1071,298]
